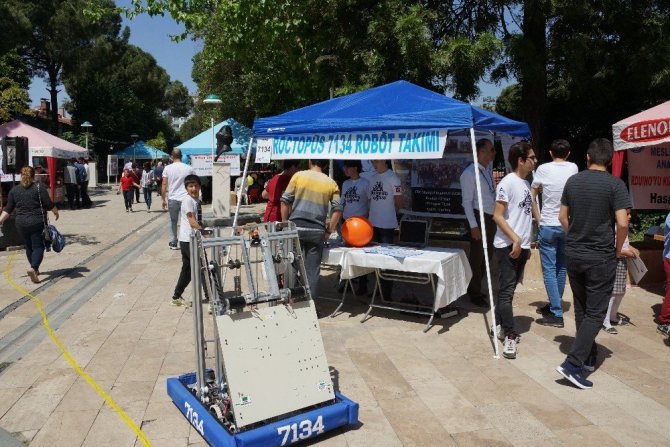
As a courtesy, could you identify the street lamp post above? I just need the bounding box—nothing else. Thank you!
[203,94,222,170]
[81,121,93,155]
[130,133,139,164]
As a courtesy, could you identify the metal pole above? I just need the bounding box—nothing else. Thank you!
[469,128,499,359]
[211,117,216,170]
[191,232,207,398]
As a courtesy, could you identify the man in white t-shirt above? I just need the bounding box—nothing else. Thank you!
[493,142,539,359]
[532,139,578,328]
[368,159,403,300]
[460,138,497,308]
[161,149,194,249]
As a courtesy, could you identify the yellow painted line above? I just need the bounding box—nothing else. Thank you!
[4,254,151,446]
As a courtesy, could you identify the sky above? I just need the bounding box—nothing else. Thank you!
[28,0,200,107]
[28,2,505,109]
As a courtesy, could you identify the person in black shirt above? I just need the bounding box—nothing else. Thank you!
[556,138,630,389]
[0,166,59,283]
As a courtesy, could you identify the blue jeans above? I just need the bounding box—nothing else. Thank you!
[168,199,182,244]
[297,228,326,298]
[17,221,46,272]
[538,226,566,317]
[143,187,152,209]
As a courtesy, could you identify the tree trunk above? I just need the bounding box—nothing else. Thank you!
[520,0,548,161]
[47,64,60,135]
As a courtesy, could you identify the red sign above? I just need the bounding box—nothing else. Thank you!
[620,118,670,144]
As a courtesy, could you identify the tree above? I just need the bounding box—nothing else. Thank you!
[0,0,31,56]
[0,51,31,90]
[0,77,30,123]
[19,0,119,133]
[147,131,168,151]
[163,80,193,118]
[62,27,171,155]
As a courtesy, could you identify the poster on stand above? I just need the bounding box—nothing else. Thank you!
[627,144,670,209]
[191,154,241,176]
[107,155,118,176]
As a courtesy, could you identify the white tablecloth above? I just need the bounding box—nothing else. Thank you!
[322,244,472,311]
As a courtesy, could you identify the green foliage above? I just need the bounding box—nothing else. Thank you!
[163,80,193,118]
[18,0,120,131]
[0,77,30,123]
[629,210,667,242]
[0,0,31,56]
[147,131,168,150]
[0,51,31,90]
[63,28,171,155]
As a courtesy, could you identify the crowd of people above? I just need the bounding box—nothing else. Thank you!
[459,136,670,391]
[4,138,664,392]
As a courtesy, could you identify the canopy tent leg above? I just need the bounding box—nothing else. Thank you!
[469,128,500,359]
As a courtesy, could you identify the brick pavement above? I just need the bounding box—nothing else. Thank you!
[0,189,668,446]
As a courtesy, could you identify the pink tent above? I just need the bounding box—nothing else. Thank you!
[611,101,670,209]
[0,120,87,158]
[0,120,87,201]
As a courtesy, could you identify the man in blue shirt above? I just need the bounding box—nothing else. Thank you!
[658,212,670,336]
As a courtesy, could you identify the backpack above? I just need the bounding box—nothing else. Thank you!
[75,164,86,183]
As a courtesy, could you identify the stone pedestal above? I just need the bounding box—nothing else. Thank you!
[212,161,231,218]
[88,161,97,187]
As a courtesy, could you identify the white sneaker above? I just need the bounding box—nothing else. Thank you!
[491,325,521,343]
[502,336,517,359]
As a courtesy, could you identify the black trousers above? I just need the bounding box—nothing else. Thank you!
[65,183,77,209]
[494,246,529,335]
[16,220,46,271]
[134,186,141,203]
[173,241,210,300]
[80,181,91,208]
[566,256,616,367]
[468,211,496,298]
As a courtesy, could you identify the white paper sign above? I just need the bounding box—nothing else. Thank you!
[255,139,272,164]
[191,154,241,176]
[627,256,648,284]
[263,129,448,160]
[107,155,118,176]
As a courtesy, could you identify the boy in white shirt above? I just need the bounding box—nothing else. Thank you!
[339,159,371,295]
[492,142,540,359]
[368,159,403,300]
[171,175,205,307]
[532,139,578,327]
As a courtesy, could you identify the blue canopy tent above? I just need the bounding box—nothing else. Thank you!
[253,80,529,140]
[248,80,531,356]
[176,118,252,158]
[115,141,167,160]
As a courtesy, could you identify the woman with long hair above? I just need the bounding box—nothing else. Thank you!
[0,166,59,283]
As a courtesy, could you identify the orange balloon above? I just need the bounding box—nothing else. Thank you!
[341,216,374,247]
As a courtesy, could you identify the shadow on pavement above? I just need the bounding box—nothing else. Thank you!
[41,266,90,280]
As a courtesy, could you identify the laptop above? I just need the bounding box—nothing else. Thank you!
[397,216,431,248]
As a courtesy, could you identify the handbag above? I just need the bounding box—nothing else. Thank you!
[37,184,65,253]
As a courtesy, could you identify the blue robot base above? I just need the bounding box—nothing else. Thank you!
[167,373,359,447]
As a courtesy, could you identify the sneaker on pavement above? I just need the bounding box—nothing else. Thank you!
[502,336,517,359]
[536,303,552,315]
[491,325,521,343]
[602,325,618,334]
[556,360,593,389]
[171,297,186,307]
[169,242,179,250]
[536,314,564,328]
[657,323,670,337]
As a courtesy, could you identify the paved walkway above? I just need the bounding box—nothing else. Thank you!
[0,189,668,446]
